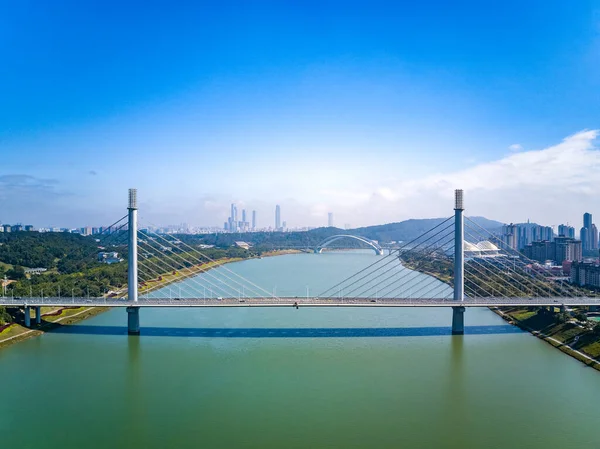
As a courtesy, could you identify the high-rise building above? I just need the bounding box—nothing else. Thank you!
[592,224,598,250]
[501,224,518,250]
[229,203,239,232]
[584,213,592,230]
[503,223,555,250]
[558,224,575,238]
[252,210,256,230]
[523,237,582,264]
[242,209,246,223]
[581,226,590,251]
[328,212,333,227]
[581,212,595,251]
[275,205,281,230]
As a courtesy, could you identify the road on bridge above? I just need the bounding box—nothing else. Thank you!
[1,296,599,308]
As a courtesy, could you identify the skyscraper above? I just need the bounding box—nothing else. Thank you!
[252,210,256,230]
[581,227,589,251]
[558,224,575,238]
[230,203,238,232]
[275,205,281,230]
[584,212,592,230]
[582,213,594,251]
[242,209,246,223]
[328,212,333,227]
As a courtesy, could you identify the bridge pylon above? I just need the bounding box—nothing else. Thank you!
[452,189,465,335]
[127,189,140,335]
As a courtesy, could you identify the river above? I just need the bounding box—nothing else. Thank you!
[0,251,599,448]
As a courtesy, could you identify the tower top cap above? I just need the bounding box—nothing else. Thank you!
[128,189,138,209]
[455,189,464,210]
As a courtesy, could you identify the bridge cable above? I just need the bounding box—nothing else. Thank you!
[139,225,279,299]
[136,237,244,299]
[362,232,456,300]
[137,233,271,300]
[464,217,587,298]
[462,229,550,298]
[135,250,237,300]
[317,217,455,298]
[463,220,581,298]
[347,228,455,299]
[327,228,454,300]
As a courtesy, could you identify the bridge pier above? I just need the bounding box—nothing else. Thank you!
[35,306,41,325]
[452,189,465,335]
[452,306,465,335]
[24,306,31,328]
[127,189,140,335]
[127,307,140,335]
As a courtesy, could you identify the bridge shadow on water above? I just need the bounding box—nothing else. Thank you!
[50,324,521,338]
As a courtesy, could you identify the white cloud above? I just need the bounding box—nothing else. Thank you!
[508,143,523,151]
[321,130,600,227]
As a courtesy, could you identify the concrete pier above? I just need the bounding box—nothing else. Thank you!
[127,188,140,334]
[24,306,31,327]
[452,306,465,335]
[127,307,140,335]
[452,189,465,334]
[35,306,41,325]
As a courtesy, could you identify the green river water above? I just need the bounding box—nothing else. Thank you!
[0,251,599,448]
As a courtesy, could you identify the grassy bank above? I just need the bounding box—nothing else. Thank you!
[0,306,109,350]
[492,307,600,372]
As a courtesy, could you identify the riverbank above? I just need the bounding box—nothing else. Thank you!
[0,249,300,350]
[491,307,600,372]
[0,306,108,350]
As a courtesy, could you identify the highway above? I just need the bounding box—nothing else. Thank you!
[1,296,599,308]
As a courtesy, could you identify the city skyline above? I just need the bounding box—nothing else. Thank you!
[1,3,599,228]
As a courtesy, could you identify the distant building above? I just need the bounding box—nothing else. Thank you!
[234,241,251,250]
[328,212,333,227]
[581,212,596,251]
[24,225,34,231]
[98,252,122,264]
[523,237,582,264]
[25,267,47,275]
[570,261,600,288]
[282,220,287,230]
[558,224,575,238]
[11,224,23,232]
[502,223,555,250]
[463,240,502,258]
[275,205,281,230]
[252,210,256,230]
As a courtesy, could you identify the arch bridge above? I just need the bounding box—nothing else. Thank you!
[315,234,384,255]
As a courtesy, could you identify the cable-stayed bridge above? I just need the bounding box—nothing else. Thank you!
[2,189,598,335]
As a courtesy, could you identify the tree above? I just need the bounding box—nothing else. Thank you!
[555,312,570,324]
[6,266,25,280]
[0,306,12,324]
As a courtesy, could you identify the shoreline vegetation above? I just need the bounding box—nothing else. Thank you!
[399,256,600,372]
[491,307,600,372]
[0,249,299,351]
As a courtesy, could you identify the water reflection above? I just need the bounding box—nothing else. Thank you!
[51,324,520,338]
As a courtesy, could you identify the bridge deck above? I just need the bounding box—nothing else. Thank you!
[1,297,599,307]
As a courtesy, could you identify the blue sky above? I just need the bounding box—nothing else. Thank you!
[1,1,599,229]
